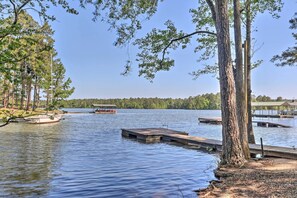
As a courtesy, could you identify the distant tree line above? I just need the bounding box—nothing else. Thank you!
[61,93,221,109]
[60,93,292,110]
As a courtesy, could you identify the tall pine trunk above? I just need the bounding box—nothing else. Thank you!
[10,73,15,109]
[25,79,32,111]
[32,77,39,111]
[215,0,245,166]
[20,62,26,110]
[233,0,250,159]
[246,0,256,144]
[2,80,9,108]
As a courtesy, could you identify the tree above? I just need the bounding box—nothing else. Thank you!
[245,0,256,144]
[0,11,74,111]
[50,58,75,109]
[272,12,297,66]
[233,0,250,159]
[81,0,246,166]
[0,0,78,67]
[0,1,76,110]
[244,0,283,144]
[212,0,245,165]
[189,0,283,147]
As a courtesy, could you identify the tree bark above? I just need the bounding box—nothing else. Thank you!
[20,62,26,110]
[233,0,250,159]
[246,0,256,144]
[215,0,245,166]
[2,81,9,108]
[11,72,15,109]
[32,77,38,111]
[26,79,32,111]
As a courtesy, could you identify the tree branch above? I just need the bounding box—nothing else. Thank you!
[240,0,251,14]
[160,30,217,67]
[9,0,18,25]
[0,51,32,65]
[0,0,32,40]
[205,0,216,22]
[0,117,13,127]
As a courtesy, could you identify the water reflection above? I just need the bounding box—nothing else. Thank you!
[0,124,63,197]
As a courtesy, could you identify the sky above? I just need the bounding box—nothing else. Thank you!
[46,1,297,99]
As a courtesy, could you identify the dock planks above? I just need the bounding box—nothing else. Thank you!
[252,114,294,118]
[252,121,292,128]
[199,117,292,128]
[198,117,222,125]
[122,128,297,159]
[121,128,188,143]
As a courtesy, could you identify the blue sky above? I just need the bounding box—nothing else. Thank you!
[48,1,297,99]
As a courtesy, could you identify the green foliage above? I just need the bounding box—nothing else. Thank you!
[0,0,78,25]
[255,95,272,102]
[51,59,75,109]
[271,12,297,67]
[190,0,217,62]
[79,0,160,45]
[134,20,189,81]
[0,11,74,110]
[249,0,283,19]
[190,64,219,80]
[80,0,283,81]
[61,93,221,110]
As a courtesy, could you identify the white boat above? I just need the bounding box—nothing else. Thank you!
[24,114,62,124]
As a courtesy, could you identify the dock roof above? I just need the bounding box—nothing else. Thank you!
[92,104,117,107]
[288,102,297,107]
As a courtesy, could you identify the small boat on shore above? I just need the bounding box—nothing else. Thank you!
[24,114,62,124]
[92,104,117,114]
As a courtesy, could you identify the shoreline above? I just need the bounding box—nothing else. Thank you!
[198,157,297,197]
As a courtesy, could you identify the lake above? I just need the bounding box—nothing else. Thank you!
[0,109,296,197]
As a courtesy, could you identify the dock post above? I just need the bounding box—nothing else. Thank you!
[260,137,264,158]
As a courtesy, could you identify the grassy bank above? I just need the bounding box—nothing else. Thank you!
[0,108,62,120]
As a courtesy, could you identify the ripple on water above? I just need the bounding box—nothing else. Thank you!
[2,109,295,197]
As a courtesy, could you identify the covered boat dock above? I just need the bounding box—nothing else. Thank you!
[252,101,295,118]
[92,104,117,114]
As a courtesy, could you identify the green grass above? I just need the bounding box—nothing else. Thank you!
[0,108,62,120]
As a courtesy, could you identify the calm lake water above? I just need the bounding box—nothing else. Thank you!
[0,109,296,197]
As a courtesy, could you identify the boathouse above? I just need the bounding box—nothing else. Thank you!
[251,101,294,118]
[92,104,117,114]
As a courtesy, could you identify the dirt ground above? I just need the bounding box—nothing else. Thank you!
[198,158,297,198]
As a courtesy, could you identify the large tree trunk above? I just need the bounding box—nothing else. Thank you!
[20,63,26,110]
[246,0,256,144]
[25,79,32,111]
[10,74,15,109]
[2,80,9,108]
[233,0,250,159]
[215,0,245,166]
[46,89,50,109]
[36,86,41,109]
[32,77,38,111]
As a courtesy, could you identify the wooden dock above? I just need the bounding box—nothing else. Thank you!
[199,117,292,128]
[253,121,292,128]
[122,128,297,159]
[252,114,294,118]
[121,128,188,143]
[198,117,222,125]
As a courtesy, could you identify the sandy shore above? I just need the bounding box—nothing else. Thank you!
[198,158,297,198]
